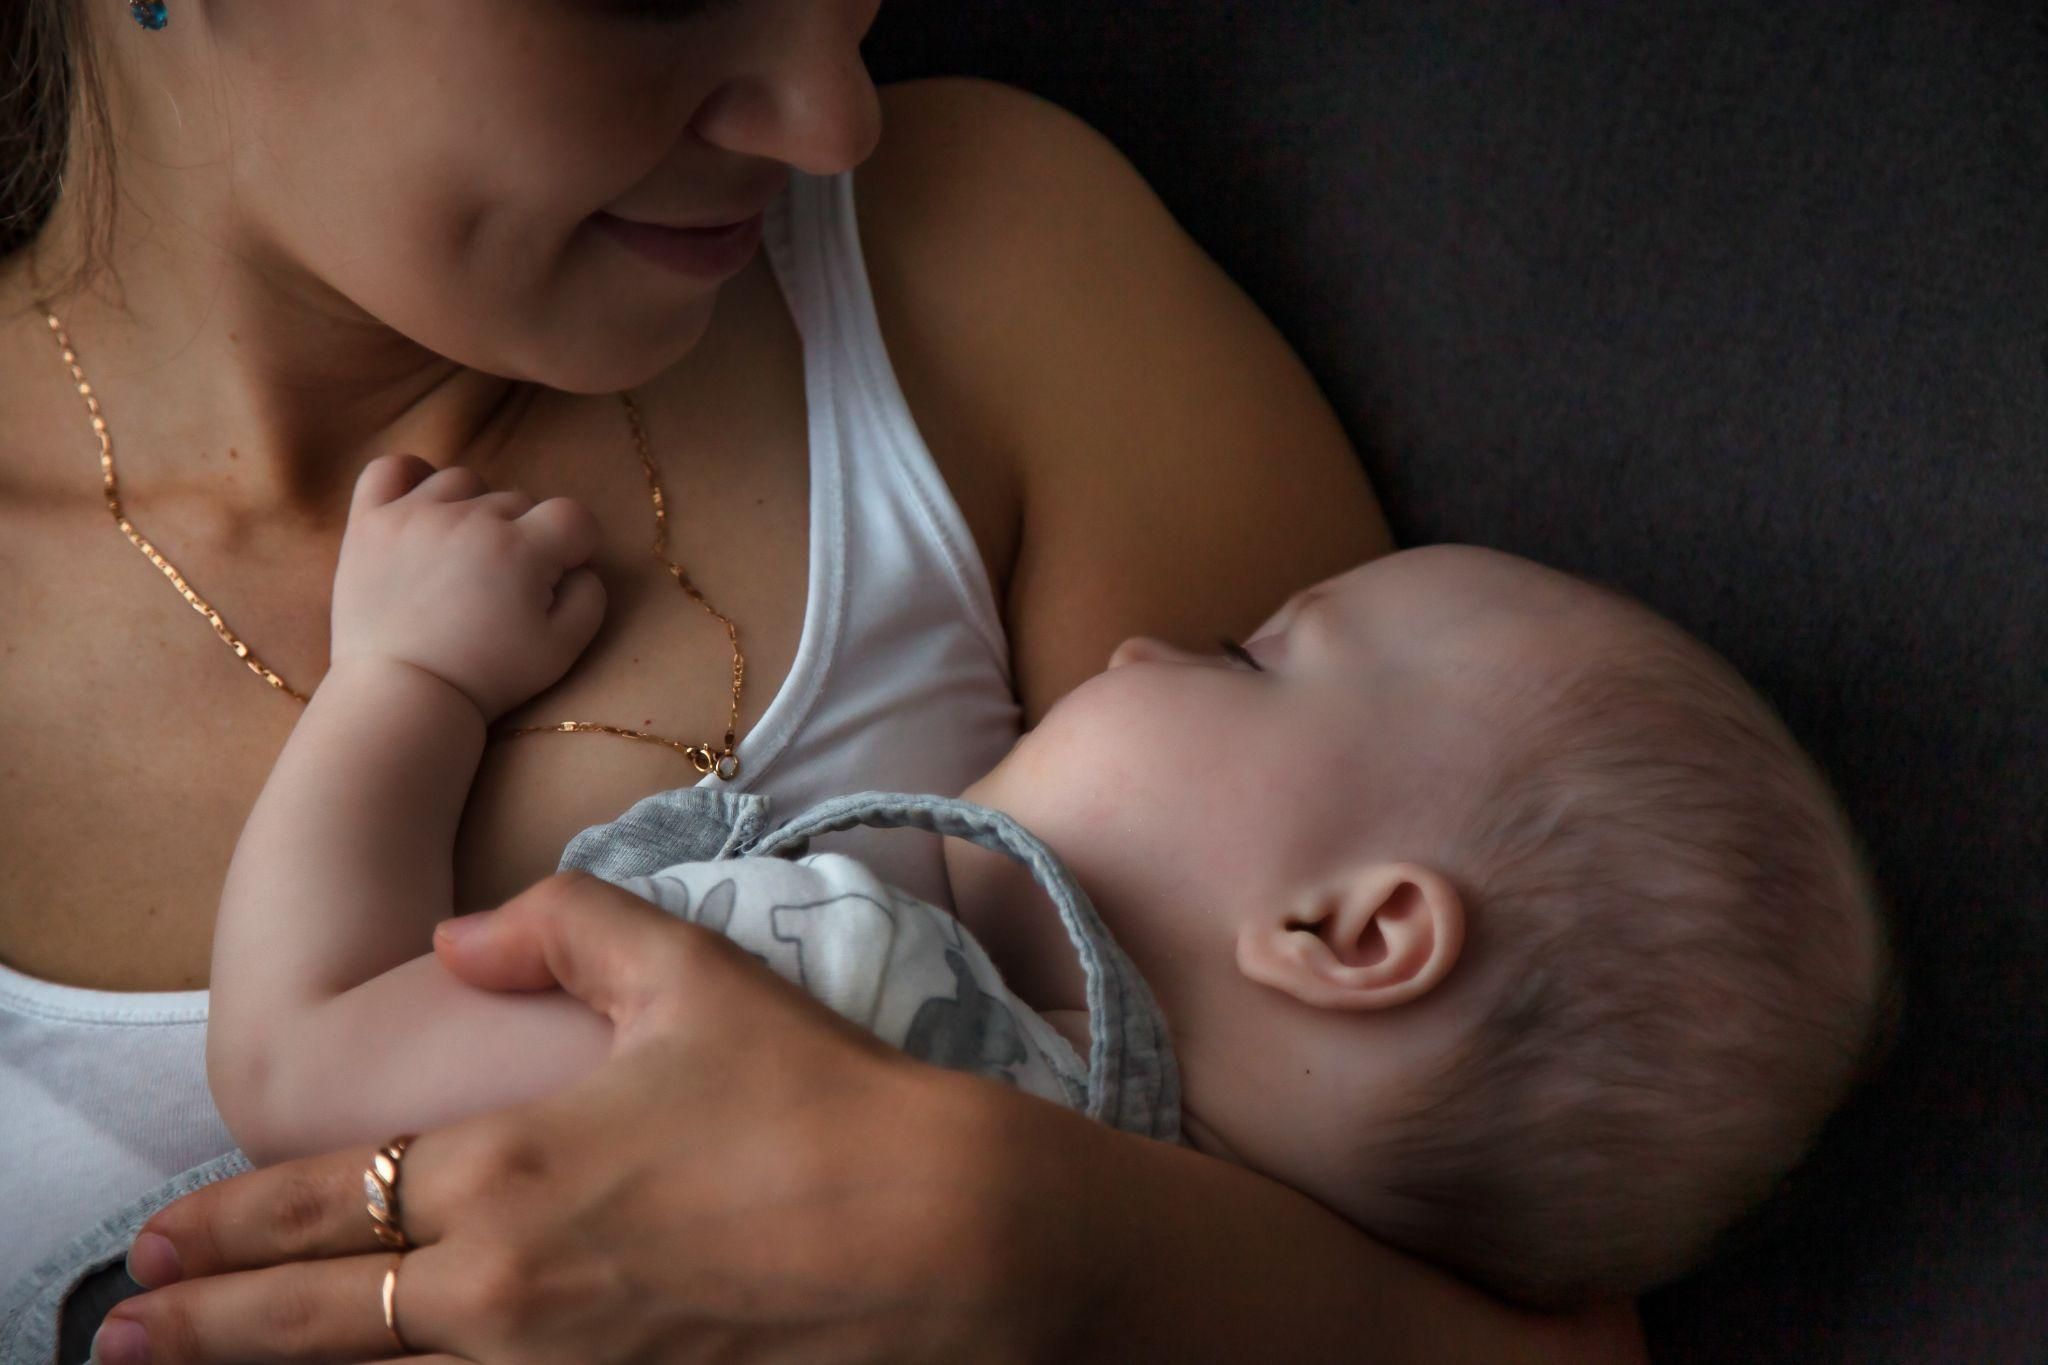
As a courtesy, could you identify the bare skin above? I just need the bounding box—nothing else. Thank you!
[0,24,1642,1359]
[0,241,817,989]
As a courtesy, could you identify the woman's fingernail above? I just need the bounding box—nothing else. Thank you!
[125,1231,181,1288]
[90,1317,150,1365]
[435,913,487,943]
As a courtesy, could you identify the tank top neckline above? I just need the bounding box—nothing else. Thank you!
[0,175,841,1023]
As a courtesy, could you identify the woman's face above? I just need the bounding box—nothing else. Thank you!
[181,0,883,388]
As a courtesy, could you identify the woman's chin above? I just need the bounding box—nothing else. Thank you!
[494,295,721,394]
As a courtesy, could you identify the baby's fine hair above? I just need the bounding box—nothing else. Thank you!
[1354,607,1893,1307]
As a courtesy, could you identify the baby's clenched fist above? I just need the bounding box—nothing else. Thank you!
[330,454,607,720]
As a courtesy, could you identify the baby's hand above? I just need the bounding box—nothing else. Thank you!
[331,454,606,720]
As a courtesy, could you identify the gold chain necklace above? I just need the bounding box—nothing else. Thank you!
[38,306,745,780]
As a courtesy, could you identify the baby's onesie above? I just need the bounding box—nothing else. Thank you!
[559,787,1182,1141]
[617,855,1088,1111]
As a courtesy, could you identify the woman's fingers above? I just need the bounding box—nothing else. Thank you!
[131,1150,394,1283]
[95,1247,470,1365]
[433,874,889,1062]
[433,871,741,1029]
[132,1127,499,1286]
[429,909,562,993]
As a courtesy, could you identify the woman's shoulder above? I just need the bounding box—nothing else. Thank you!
[855,77,1179,429]
[863,76,1148,221]
[850,77,1166,610]
[854,76,1193,436]
[854,79,1389,718]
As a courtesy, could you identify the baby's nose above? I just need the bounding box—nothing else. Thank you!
[1108,636,1198,669]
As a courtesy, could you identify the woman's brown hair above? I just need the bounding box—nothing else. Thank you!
[2,0,113,267]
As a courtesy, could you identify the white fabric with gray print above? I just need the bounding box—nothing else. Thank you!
[619,854,1087,1109]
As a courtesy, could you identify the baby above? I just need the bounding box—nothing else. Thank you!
[209,454,1889,1306]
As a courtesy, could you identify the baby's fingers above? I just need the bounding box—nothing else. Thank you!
[349,454,434,517]
[547,566,607,651]
[410,466,489,503]
[515,496,601,568]
[470,489,537,520]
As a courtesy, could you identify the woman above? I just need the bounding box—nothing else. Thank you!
[0,1,1644,1359]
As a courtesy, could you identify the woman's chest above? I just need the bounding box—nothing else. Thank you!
[0,315,815,992]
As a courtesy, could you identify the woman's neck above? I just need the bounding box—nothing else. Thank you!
[8,189,537,522]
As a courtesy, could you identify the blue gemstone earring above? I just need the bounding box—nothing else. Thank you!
[129,1,168,30]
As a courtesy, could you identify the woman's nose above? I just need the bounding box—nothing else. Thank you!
[691,3,884,176]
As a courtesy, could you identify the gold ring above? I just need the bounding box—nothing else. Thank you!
[363,1135,417,1250]
[381,1254,410,1354]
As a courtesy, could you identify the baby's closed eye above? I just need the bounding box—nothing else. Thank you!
[1220,639,1264,672]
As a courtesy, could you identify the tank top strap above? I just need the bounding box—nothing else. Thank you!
[767,172,1011,678]
[741,172,1024,910]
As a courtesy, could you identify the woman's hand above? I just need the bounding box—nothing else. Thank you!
[100,872,1071,1365]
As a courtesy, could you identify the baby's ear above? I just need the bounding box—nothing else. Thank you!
[1235,864,1464,1011]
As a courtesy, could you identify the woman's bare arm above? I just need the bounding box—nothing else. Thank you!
[1015,1082,1644,1364]
[859,77,1644,1362]
[862,77,1391,721]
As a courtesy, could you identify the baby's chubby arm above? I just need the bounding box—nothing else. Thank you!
[208,454,612,1165]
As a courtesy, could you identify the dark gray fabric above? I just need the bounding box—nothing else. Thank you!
[862,4,2047,1360]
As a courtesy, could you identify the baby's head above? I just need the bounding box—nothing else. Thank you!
[975,545,1890,1304]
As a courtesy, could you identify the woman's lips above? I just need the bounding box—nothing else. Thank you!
[592,210,764,279]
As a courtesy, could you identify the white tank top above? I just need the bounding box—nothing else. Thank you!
[0,168,1024,1287]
